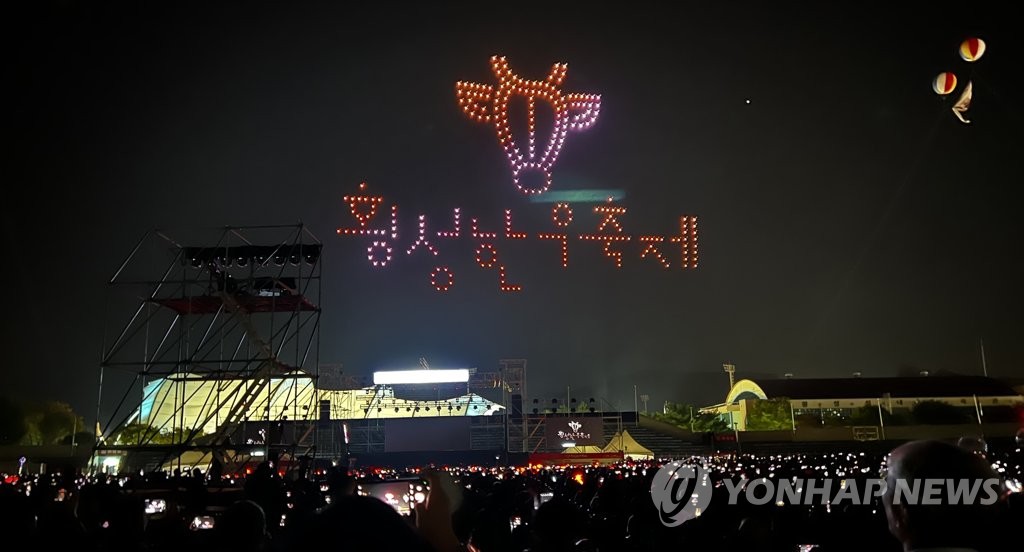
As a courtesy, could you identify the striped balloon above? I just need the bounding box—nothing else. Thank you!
[959,37,986,62]
[933,72,958,95]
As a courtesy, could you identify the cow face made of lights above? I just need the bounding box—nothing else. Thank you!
[456,56,601,195]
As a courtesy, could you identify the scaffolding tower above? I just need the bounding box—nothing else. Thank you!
[93,224,322,473]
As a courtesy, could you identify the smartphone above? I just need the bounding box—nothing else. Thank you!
[190,516,215,530]
[144,498,167,515]
[535,491,554,510]
[357,479,426,515]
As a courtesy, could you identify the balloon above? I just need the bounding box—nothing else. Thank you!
[959,37,986,62]
[933,72,957,95]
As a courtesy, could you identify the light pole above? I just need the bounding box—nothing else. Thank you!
[723,363,736,390]
[633,385,639,427]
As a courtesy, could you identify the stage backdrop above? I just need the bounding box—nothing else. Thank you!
[544,416,603,447]
[384,417,472,452]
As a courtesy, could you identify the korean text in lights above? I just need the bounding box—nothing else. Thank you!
[373,369,470,385]
[456,56,601,194]
[336,182,700,291]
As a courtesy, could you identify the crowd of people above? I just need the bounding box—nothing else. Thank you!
[1,439,1021,551]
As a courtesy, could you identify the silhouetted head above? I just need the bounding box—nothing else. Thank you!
[216,500,267,550]
[301,495,432,551]
[882,440,1002,551]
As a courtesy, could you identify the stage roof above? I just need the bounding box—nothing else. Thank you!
[743,376,1020,401]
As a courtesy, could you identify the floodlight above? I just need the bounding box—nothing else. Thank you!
[373,369,470,385]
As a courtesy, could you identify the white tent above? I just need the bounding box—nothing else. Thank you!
[601,430,654,460]
[563,445,604,454]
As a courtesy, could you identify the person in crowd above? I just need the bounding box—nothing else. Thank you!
[214,499,269,551]
[1,444,1020,552]
[882,440,1004,552]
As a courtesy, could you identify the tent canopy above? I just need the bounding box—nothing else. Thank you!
[601,430,653,459]
[563,445,604,454]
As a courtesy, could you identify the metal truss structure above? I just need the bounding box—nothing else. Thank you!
[93,224,321,473]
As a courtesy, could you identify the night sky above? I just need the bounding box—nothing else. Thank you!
[7,2,1023,419]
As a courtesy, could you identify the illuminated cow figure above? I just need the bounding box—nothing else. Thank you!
[456,56,601,194]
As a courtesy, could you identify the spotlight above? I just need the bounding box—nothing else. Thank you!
[425,406,431,411]
[394,407,399,413]
[236,256,250,267]
[415,407,420,412]
[272,253,286,266]
[532,408,539,414]
[303,252,319,265]
[589,407,595,413]
[363,408,369,414]
[289,253,301,266]
[406,407,411,412]
[189,257,203,269]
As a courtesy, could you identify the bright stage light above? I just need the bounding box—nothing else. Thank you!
[373,369,470,385]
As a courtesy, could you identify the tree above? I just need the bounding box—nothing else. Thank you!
[0,396,28,445]
[61,431,96,446]
[648,402,728,432]
[821,410,849,427]
[911,400,973,425]
[113,422,156,445]
[112,423,205,445]
[37,401,84,445]
[881,408,912,426]
[850,406,883,426]
[978,405,1018,423]
[648,401,692,427]
[691,411,729,433]
[745,398,793,431]
[794,413,821,428]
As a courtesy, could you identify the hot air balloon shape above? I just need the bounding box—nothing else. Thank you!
[959,38,986,62]
[933,72,958,95]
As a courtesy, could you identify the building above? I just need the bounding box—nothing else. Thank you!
[701,375,1024,431]
[132,371,505,440]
